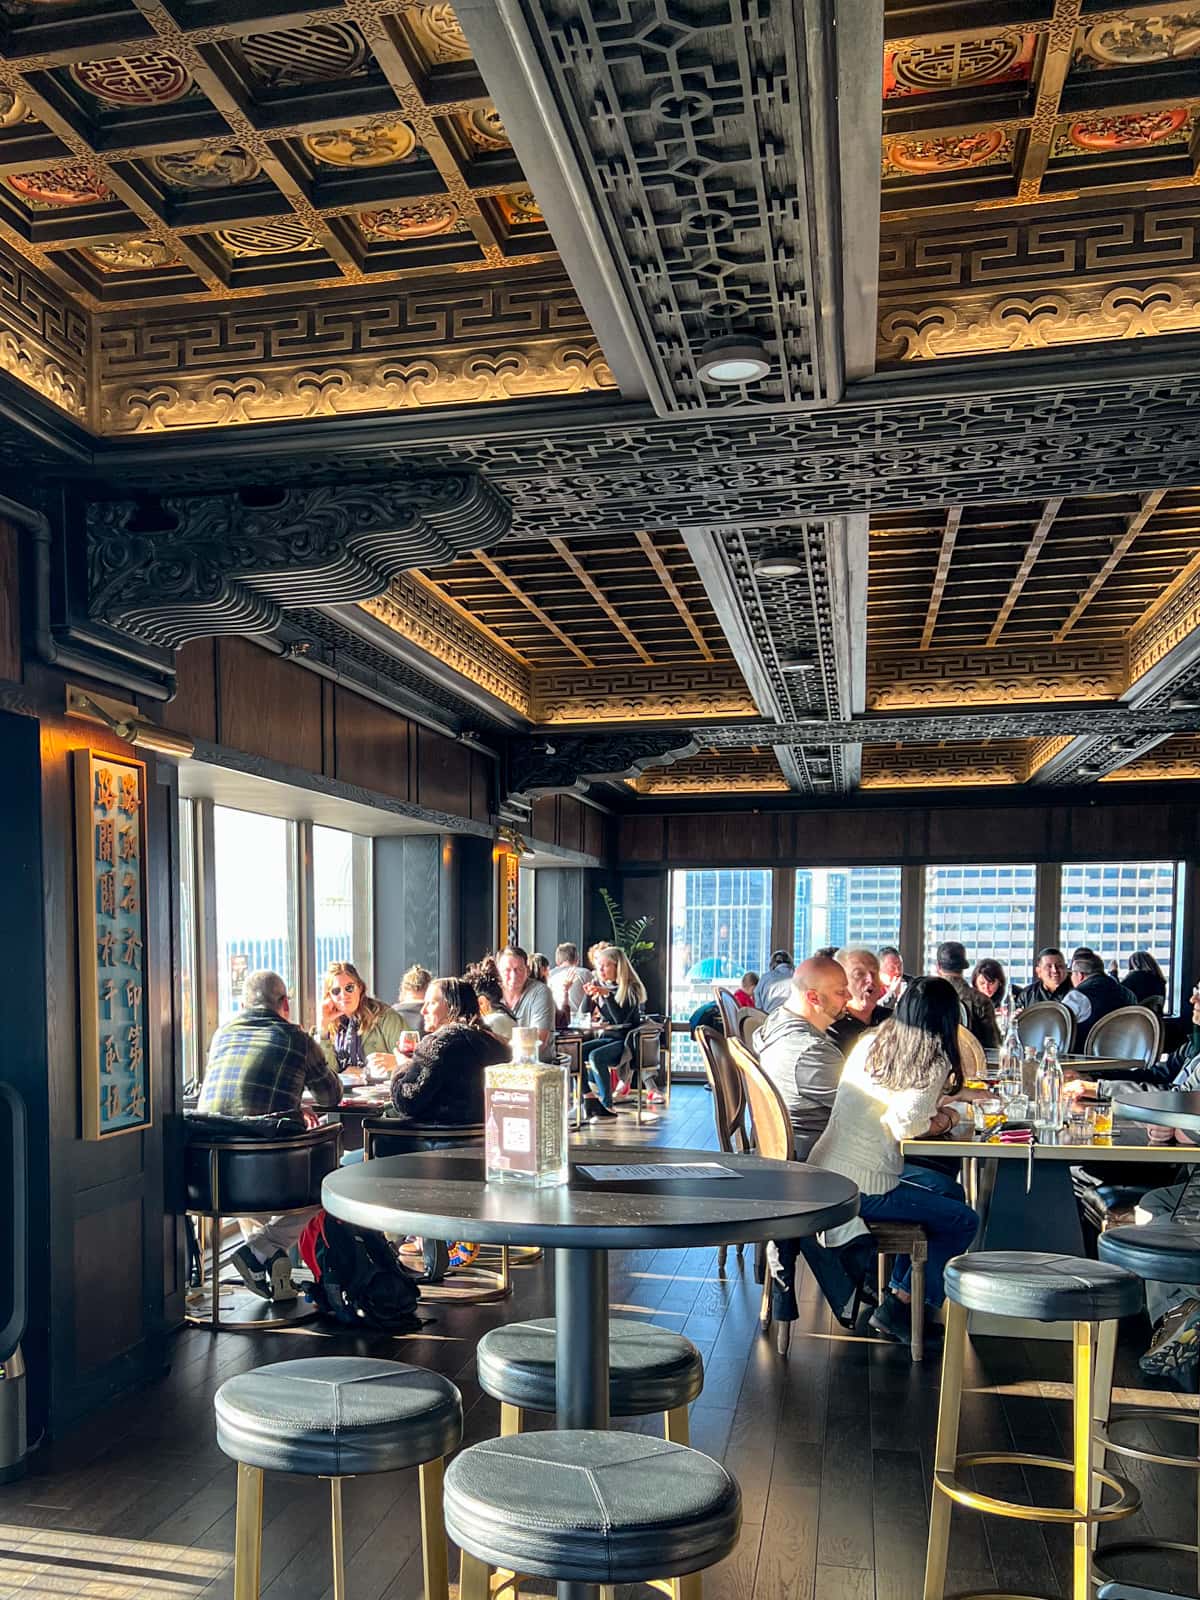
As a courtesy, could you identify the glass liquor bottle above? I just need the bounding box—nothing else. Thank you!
[483,1026,569,1187]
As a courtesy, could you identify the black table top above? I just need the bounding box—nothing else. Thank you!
[1113,1087,1200,1133]
[322,1144,860,1250]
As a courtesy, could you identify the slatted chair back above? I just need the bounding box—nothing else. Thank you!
[696,1025,747,1153]
[1086,1005,1161,1068]
[728,1038,793,1164]
[714,986,741,1038]
[737,1006,766,1053]
[956,1026,987,1083]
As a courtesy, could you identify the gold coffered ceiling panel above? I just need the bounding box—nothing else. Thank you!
[630,750,789,796]
[860,739,1043,789]
[1102,735,1200,779]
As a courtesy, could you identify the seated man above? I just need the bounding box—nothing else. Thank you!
[754,951,795,1014]
[1063,952,1136,1047]
[827,947,890,1055]
[1014,947,1071,1010]
[197,968,341,1302]
[754,955,850,1158]
[935,941,1000,1049]
[1134,1180,1200,1380]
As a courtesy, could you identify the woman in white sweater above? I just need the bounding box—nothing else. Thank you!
[809,976,979,1344]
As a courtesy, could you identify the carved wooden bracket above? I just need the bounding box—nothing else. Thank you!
[506,731,700,800]
[85,470,511,649]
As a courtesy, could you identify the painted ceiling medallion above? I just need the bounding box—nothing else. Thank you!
[152,146,260,190]
[466,105,509,150]
[86,237,177,272]
[70,52,191,107]
[240,23,368,86]
[217,219,320,257]
[1067,108,1188,149]
[303,121,416,168]
[883,34,1036,98]
[0,88,28,128]
[359,199,460,239]
[496,189,543,225]
[8,160,109,206]
[408,3,472,64]
[1078,14,1200,67]
[885,128,1007,174]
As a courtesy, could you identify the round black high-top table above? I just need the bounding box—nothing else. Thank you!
[324,1144,858,1600]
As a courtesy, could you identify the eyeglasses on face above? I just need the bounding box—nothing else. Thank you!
[330,982,359,996]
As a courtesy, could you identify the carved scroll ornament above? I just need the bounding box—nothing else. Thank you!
[86,470,511,648]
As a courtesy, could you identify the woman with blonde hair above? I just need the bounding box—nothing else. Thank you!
[319,960,404,1083]
[580,946,646,1117]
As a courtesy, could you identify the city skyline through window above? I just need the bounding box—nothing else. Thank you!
[923,863,1038,989]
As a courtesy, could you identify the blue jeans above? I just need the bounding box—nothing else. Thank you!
[582,1035,623,1105]
[858,1166,979,1307]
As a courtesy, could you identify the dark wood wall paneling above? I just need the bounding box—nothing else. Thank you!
[617,799,1200,867]
[528,794,609,862]
[160,637,492,825]
[0,518,21,683]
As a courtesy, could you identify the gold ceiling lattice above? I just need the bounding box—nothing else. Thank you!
[860,739,1043,789]
[0,0,551,309]
[629,750,789,796]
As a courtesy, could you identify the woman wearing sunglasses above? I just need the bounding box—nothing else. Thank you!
[319,960,405,1083]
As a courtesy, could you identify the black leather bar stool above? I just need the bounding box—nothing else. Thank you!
[215,1356,461,1600]
[923,1251,1144,1600]
[476,1316,704,1444]
[1096,1219,1200,1589]
[444,1430,741,1600]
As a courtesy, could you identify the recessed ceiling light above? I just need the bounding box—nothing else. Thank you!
[753,553,806,580]
[697,336,771,386]
[779,655,820,673]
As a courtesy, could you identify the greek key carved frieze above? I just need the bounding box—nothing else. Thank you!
[1128,561,1200,685]
[630,751,789,794]
[0,255,88,420]
[86,470,511,648]
[530,663,756,726]
[860,740,1035,789]
[868,645,1129,709]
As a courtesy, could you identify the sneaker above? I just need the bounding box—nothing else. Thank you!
[1141,1298,1200,1376]
[585,1096,618,1119]
[266,1249,297,1302]
[646,1090,666,1105]
[613,1082,632,1102]
[868,1293,912,1344]
[230,1244,271,1300]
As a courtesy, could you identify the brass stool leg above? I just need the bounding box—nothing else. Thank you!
[210,1216,221,1333]
[419,1458,449,1600]
[1071,1321,1096,1600]
[328,1477,346,1600]
[461,1551,491,1600]
[1091,1316,1118,1545]
[664,1405,690,1444]
[877,1253,888,1303]
[923,1299,968,1600]
[500,1403,522,1437]
[233,1462,264,1600]
[674,1576,702,1600]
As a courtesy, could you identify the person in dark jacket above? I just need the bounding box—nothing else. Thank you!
[935,941,999,1048]
[1064,953,1137,1047]
[390,977,508,1125]
[1013,947,1071,1009]
[827,947,890,1056]
[1123,951,1168,1007]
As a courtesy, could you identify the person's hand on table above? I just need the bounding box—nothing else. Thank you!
[1147,1123,1176,1144]
[367,1051,395,1078]
[302,1107,321,1129]
[1062,1077,1088,1100]
[339,1066,365,1086]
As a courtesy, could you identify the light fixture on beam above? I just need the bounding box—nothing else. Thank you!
[778,653,820,674]
[752,552,807,580]
[697,336,771,386]
[66,685,195,758]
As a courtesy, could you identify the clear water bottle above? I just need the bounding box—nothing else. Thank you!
[998,1018,1023,1106]
[1021,1043,1039,1100]
[1034,1041,1064,1131]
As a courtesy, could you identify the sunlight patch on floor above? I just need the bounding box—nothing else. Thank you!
[0,1526,228,1598]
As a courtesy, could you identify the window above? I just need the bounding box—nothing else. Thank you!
[923,864,1037,988]
[214,807,297,1023]
[669,868,773,1069]
[178,797,199,1085]
[314,825,356,974]
[793,867,901,957]
[1059,861,1180,998]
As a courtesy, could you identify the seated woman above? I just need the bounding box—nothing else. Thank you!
[467,957,516,1042]
[971,957,1007,1012]
[1124,950,1168,1009]
[580,947,646,1117]
[319,961,404,1084]
[808,977,980,1344]
[394,964,431,1032]
[391,977,509,1125]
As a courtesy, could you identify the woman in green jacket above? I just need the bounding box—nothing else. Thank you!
[319,960,405,1082]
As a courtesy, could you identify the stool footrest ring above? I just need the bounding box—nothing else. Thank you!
[1092,1535,1199,1588]
[1097,1408,1200,1471]
[934,1453,1140,1524]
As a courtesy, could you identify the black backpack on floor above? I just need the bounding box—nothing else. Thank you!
[299,1210,422,1332]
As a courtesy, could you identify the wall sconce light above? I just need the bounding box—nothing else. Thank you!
[66,685,195,758]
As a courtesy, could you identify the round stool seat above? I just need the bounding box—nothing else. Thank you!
[945,1251,1142,1322]
[1099,1220,1200,1284]
[444,1431,741,1584]
[215,1356,462,1476]
[476,1317,704,1417]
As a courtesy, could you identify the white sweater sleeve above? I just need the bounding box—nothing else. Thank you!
[882,1074,945,1142]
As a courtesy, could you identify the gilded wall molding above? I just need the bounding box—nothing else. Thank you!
[0,254,88,421]
[1128,561,1200,686]
[630,752,789,795]
[1103,736,1200,782]
[530,664,757,727]
[868,645,1128,710]
[1025,734,1075,779]
[860,740,1035,789]
[361,575,532,716]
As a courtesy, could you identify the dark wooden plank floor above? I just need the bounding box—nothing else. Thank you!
[1,1086,1192,1599]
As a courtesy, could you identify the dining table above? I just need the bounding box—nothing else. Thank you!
[982,1049,1150,1079]
[323,1143,859,1600]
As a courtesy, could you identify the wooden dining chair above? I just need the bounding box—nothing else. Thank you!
[1085,1004,1161,1068]
[695,1025,749,1270]
[736,1006,766,1053]
[727,1038,928,1361]
[1017,999,1075,1054]
[713,986,741,1038]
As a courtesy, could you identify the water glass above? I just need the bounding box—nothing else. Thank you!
[972,1097,1004,1136]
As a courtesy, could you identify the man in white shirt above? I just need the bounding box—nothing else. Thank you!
[754,951,794,1014]
[497,945,557,1060]
[548,942,592,1018]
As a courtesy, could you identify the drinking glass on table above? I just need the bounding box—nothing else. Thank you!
[972,1097,1004,1136]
